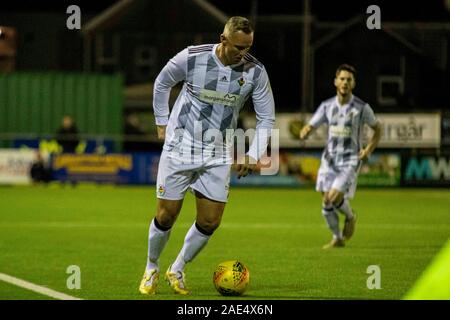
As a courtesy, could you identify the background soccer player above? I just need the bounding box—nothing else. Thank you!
[139,16,275,295]
[300,64,381,249]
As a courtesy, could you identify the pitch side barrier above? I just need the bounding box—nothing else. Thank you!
[1,110,447,186]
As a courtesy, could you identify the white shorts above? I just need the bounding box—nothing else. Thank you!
[156,150,231,203]
[316,160,360,199]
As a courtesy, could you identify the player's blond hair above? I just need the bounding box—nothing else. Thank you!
[223,16,253,37]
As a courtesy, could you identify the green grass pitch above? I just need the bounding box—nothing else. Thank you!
[0,184,449,300]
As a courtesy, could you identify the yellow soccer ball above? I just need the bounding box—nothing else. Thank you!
[213,260,250,296]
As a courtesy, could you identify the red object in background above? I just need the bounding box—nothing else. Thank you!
[0,26,17,73]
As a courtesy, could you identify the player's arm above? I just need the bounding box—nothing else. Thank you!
[359,121,381,160]
[153,49,188,140]
[299,124,315,140]
[300,103,326,141]
[237,67,275,179]
[156,125,166,140]
[359,104,381,160]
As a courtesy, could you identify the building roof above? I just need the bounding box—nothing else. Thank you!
[82,0,227,36]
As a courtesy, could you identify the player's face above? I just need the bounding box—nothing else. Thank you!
[221,31,253,65]
[334,71,355,96]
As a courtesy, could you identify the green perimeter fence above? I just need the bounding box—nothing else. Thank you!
[0,72,123,147]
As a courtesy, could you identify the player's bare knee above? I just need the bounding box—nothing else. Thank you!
[326,190,338,205]
[322,194,332,206]
[155,208,178,228]
[197,212,223,233]
[156,200,182,227]
[195,220,217,235]
[155,214,174,229]
[331,193,344,206]
[322,193,335,216]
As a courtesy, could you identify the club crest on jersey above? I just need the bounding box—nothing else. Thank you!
[238,77,245,86]
[158,184,165,196]
[349,109,360,118]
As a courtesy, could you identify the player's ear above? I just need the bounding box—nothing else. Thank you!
[351,78,356,89]
[334,77,338,87]
[220,34,226,43]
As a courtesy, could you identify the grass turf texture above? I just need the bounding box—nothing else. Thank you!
[0,184,449,300]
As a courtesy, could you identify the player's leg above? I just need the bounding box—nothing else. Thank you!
[171,191,225,272]
[316,163,344,248]
[166,164,230,294]
[334,196,354,220]
[322,191,342,239]
[329,168,355,220]
[334,194,357,240]
[166,192,225,294]
[147,198,184,271]
[330,168,358,240]
[146,151,194,270]
[140,198,183,295]
[140,151,192,295]
[322,191,345,249]
[327,188,344,205]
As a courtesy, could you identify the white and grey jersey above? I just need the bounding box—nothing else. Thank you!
[153,43,275,163]
[309,95,378,167]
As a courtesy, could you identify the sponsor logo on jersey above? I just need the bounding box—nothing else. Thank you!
[199,89,241,107]
[329,125,353,138]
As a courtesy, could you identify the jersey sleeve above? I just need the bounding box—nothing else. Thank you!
[308,103,327,128]
[247,67,276,161]
[362,103,378,127]
[153,48,188,125]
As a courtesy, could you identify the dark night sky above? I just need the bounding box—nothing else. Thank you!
[2,0,450,22]
[210,0,450,22]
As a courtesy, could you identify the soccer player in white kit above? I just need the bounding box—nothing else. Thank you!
[139,17,275,295]
[300,64,381,249]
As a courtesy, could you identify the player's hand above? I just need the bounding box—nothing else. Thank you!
[236,155,257,179]
[358,148,371,161]
[156,125,166,140]
[299,125,312,140]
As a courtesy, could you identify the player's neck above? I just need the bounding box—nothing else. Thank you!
[337,93,352,106]
[216,44,230,66]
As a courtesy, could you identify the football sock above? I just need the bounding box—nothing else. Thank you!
[171,222,211,273]
[334,198,354,220]
[322,204,342,239]
[146,217,171,271]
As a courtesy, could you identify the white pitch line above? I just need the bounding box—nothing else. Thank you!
[0,273,82,300]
